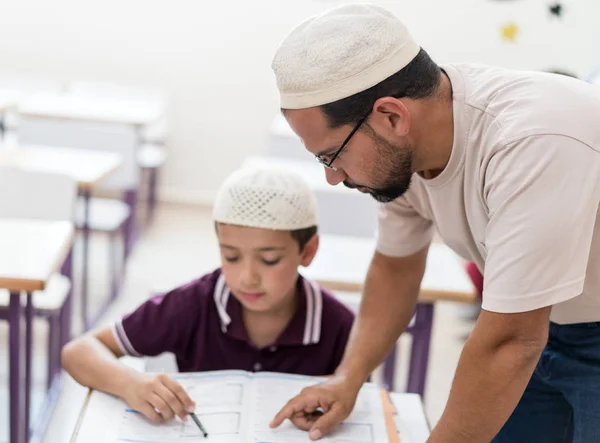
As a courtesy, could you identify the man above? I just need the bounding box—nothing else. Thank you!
[267,4,600,443]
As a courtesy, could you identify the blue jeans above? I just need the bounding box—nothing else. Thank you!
[493,321,600,443]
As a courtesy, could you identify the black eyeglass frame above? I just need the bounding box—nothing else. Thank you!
[315,115,369,171]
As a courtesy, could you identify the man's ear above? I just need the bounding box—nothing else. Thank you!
[300,233,319,267]
[371,96,411,137]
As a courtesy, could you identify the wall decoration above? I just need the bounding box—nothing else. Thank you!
[549,2,563,18]
[500,22,519,42]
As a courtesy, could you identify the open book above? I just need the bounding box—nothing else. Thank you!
[75,370,399,443]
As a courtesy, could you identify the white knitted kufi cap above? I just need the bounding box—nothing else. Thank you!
[213,166,318,230]
[272,3,420,109]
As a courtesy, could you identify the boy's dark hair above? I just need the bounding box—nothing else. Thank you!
[320,48,442,128]
[290,225,318,251]
[214,223,318,252]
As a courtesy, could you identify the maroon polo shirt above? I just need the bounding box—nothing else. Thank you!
[112,268,354,376]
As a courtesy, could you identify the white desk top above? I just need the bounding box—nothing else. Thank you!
[18,92,163,126]
[390,392,430,443]
[70,388,428,443]
[0,145,122,190]
[0,219,74,292]
[304,234,476,304]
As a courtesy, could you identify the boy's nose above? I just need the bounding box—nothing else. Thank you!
[324,167,347,186]
[240,263,260,287]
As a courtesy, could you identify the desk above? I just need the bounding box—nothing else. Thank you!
[70,387,429,443]
[304,234,476,394]
[0,145,122,329]
[18,93,163,128]
[390,392,430,443]
[306,235,477,304]
[0,219,74,443]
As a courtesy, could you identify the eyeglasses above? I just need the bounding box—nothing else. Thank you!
[315,115,368,171]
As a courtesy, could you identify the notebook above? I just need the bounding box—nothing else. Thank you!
[74,370,400,443]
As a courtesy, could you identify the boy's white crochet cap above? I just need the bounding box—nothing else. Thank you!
[213,166,318,230]
[272,3,420,109]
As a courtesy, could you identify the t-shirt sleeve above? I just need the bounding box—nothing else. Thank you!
[482,135,600,313]
[111,281,205,357]
[375,195,434,257]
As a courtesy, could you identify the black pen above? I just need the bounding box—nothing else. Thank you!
[189,412,209,438]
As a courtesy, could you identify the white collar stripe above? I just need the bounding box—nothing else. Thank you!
[214,273,232,331]
[309,279,323,344]
[302,278,314,345]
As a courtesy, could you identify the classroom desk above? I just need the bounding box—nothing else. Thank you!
[69,387,429,443]
[0,219,74,443]
[304,234,476,395]
[390,392,431,443]
[0,145,122,330]
[18,93,163,129]
[305,234,477,304]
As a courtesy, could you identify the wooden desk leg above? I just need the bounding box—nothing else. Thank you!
[25,293,34,443]
[9,291,25,443]
[81,189,91,331]
[406,304,435,397]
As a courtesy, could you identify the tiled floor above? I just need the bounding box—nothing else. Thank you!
[0,203,476,443]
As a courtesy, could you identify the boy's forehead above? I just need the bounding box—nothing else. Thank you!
[216,223,294,247]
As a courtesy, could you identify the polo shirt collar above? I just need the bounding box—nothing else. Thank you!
[212,271,323,346]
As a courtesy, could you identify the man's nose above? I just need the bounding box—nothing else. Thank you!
[324,167,347,186]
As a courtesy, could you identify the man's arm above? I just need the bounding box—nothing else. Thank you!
[335,245,429,386]
[428,306,551,442]
[271,245,429,439]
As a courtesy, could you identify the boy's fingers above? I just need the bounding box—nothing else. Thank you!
[161,376,196,413]
[138,402,163,424]
[148,392,175,421]
[154,383,186,419]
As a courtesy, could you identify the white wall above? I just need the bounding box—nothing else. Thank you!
[0,0,598,203]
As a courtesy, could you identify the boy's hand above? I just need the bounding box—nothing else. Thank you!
[269,375,361,440]
[123,373,196,423]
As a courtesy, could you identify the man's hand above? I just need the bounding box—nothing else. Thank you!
[269,375,362,440]
[123,373,196,423]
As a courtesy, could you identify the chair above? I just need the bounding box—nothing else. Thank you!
[67,81,169,224]
[16,115,139,313]
[0,166,77,390]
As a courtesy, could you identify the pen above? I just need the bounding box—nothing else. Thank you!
[189,412,209,438]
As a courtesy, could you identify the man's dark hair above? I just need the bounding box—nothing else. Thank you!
[320,48,442,128]
[214,223,317,252]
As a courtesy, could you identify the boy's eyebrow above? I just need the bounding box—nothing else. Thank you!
[219,244,286,252]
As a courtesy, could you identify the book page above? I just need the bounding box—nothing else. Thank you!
[116,371,251,443]
[248,373,390,443]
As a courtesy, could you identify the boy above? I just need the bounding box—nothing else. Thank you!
[61,166,355,425]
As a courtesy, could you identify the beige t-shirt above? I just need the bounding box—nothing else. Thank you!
[376,63,600,324]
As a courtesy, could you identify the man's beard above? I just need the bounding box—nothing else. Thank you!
[343,139,414,203]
